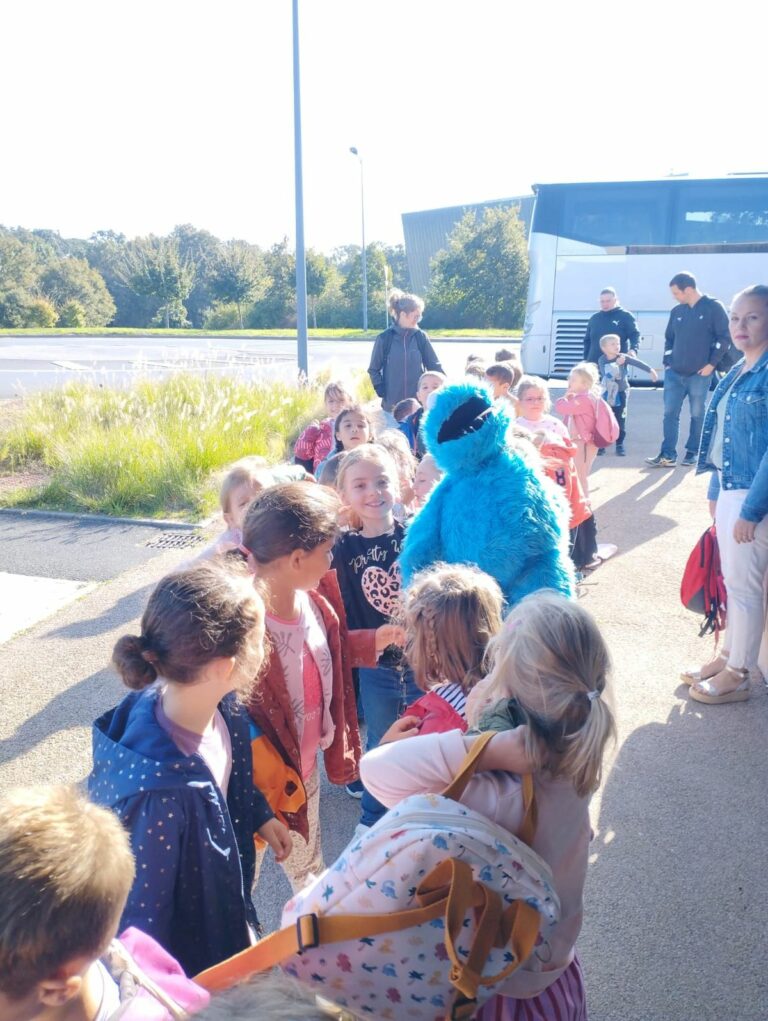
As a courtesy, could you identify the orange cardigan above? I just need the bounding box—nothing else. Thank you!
[538,439,592,529]
[246,570,373,841]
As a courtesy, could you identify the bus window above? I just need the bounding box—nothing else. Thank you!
[531,182,671,247]
[673,180,768,245]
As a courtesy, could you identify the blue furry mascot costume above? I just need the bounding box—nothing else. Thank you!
[400,382,574,606]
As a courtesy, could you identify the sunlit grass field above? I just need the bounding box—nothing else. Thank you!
[0,371,374,519]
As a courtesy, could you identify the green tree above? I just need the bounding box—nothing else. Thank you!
[87,230,156,327]
[122,235,195,328]
[211,240,270,329]
[305,249,333,328]
[427,207,529,329]
[41,257,116,326]
[341,242,389,330]
[249,239,295,328]
[381,243,411,291]
[171,224,220,327]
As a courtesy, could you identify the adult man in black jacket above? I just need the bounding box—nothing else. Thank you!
[646,271,732,468]
[583,288,640,363]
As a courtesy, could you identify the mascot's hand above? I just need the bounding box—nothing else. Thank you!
[258,817,293,862]
[375,624,405,654]
[380,715,422,744]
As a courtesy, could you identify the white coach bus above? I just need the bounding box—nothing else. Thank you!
[521,176,768,379]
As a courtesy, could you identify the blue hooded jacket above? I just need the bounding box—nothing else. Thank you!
[89,688,273,978]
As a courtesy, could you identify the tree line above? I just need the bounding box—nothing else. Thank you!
[0,207,528,330]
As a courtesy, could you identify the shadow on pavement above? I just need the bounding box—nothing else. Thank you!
[595,467,691,557]
[0,666,122,768]
[44,584,153,639]
[582,687,768,1021]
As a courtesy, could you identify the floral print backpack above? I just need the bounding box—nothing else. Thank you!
[195,734,560,1021]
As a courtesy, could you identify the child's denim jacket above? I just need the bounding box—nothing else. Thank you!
[696,348,768,522]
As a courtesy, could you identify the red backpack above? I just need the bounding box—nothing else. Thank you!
[680,525,727,638]
[592,396,620,448]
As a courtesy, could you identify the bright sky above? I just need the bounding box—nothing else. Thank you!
[2,0,766,254]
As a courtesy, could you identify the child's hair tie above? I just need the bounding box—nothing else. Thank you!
[587,689,600,703]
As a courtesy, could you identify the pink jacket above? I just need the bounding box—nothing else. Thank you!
[360,730,591,999]
[294,417,334,471]
[554,393,597,444]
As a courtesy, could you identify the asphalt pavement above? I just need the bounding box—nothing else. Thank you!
[0,388,766,1020]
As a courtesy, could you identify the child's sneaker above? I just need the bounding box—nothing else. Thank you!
[345,779,365,799]
[616,444,626,456]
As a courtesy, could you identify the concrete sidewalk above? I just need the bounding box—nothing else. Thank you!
[0,389,766,1019]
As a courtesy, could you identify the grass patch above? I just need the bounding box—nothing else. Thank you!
[0,327,521,340]
[0,372,373,519]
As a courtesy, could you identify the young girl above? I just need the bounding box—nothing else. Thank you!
[361,590,616,1020]
[331,445,422,828]
[314,404,375,478]
[555,362,601,495]
[401,562,503,733]
[376,429,417,518]
[195,457,311,561]
[89,561,291,978]
[516,376,571,444]
[293,380,353,473]
[240,482,401,890]
[412,451,442,507]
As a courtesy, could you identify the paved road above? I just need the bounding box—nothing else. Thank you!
[0,389,766,1019]
[0,335,514,397]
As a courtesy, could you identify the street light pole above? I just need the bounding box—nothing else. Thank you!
[349,146,368,333]
[292,0,308,377]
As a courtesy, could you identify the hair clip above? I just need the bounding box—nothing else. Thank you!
[587,689,600,702]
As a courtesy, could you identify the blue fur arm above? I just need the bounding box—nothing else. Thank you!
[400,483,448,587]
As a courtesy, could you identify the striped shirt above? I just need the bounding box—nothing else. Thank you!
[431,681,468,720]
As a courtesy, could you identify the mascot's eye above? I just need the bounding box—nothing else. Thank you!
[437,395,492,444]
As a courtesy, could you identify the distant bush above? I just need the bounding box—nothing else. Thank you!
[26,298,59,328]
[58,300,86,328]
[203,302,242,330]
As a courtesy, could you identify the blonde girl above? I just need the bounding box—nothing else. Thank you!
[362,590,616,1021]
[375,429,417,516]
[555,362,601,495]
[331,445,420,828]
[400,562,503,734]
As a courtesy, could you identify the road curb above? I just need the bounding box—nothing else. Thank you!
[0,507,213,530]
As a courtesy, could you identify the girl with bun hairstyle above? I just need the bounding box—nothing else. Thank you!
[89,560,291,978]
[367,289,444,412]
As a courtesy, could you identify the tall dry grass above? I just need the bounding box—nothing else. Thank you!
[0,372,371,518]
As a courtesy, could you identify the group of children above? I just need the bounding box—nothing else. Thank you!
[0,343,635,1021]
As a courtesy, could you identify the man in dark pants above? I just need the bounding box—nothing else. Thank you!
[583,287,640,363]
[646,271,731,468]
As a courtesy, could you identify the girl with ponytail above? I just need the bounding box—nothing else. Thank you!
[362,590,616,1020]
[89,560,291,978]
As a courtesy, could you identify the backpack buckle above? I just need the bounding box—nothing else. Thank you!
[296,913,320,952]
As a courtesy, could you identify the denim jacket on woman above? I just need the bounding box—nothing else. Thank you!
[695,348,768,522]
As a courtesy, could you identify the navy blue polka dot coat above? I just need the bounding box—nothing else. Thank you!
[89,688,273,977]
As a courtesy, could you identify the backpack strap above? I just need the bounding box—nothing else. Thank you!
[193,857,540,999]
[442,733,537,845]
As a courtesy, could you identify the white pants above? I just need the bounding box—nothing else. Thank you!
[715,488,768,672]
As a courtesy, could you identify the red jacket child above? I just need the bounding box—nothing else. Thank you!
[246,570,373,842]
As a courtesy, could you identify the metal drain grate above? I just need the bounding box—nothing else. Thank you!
[144,531,206,550]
